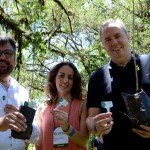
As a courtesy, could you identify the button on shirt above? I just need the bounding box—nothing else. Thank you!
[0,77,39,150]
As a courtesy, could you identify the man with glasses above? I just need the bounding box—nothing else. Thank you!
[0,35,39,150]
[0,50,14,58]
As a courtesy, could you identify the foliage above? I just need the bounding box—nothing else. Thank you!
[0,0,149,102]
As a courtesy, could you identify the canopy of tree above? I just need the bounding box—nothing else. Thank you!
[0,0,149,102]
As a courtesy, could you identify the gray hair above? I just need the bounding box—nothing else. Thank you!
[0,35,16,52]
[99,19,128,40]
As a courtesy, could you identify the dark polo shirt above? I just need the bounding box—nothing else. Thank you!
[87,54,150,150]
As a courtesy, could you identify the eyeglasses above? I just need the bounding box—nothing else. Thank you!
[0,50,14,58]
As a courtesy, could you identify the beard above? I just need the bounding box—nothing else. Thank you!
[0,60,14,77]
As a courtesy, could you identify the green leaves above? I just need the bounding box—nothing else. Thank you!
[0,0,149,109]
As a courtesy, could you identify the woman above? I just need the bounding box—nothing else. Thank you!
[34,62,89,150]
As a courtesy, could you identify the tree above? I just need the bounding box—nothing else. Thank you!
[0,0,149,110]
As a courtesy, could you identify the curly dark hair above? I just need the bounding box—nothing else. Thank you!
[45,62,83,104]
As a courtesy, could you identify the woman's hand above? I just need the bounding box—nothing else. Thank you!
[52,109,69,131]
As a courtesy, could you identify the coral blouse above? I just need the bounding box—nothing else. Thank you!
[41,98,87,150]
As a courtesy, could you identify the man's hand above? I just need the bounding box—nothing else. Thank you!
[132,124,150,138]
[4,104,19,114]
[0,104,27,132]
[93,112,114,135]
